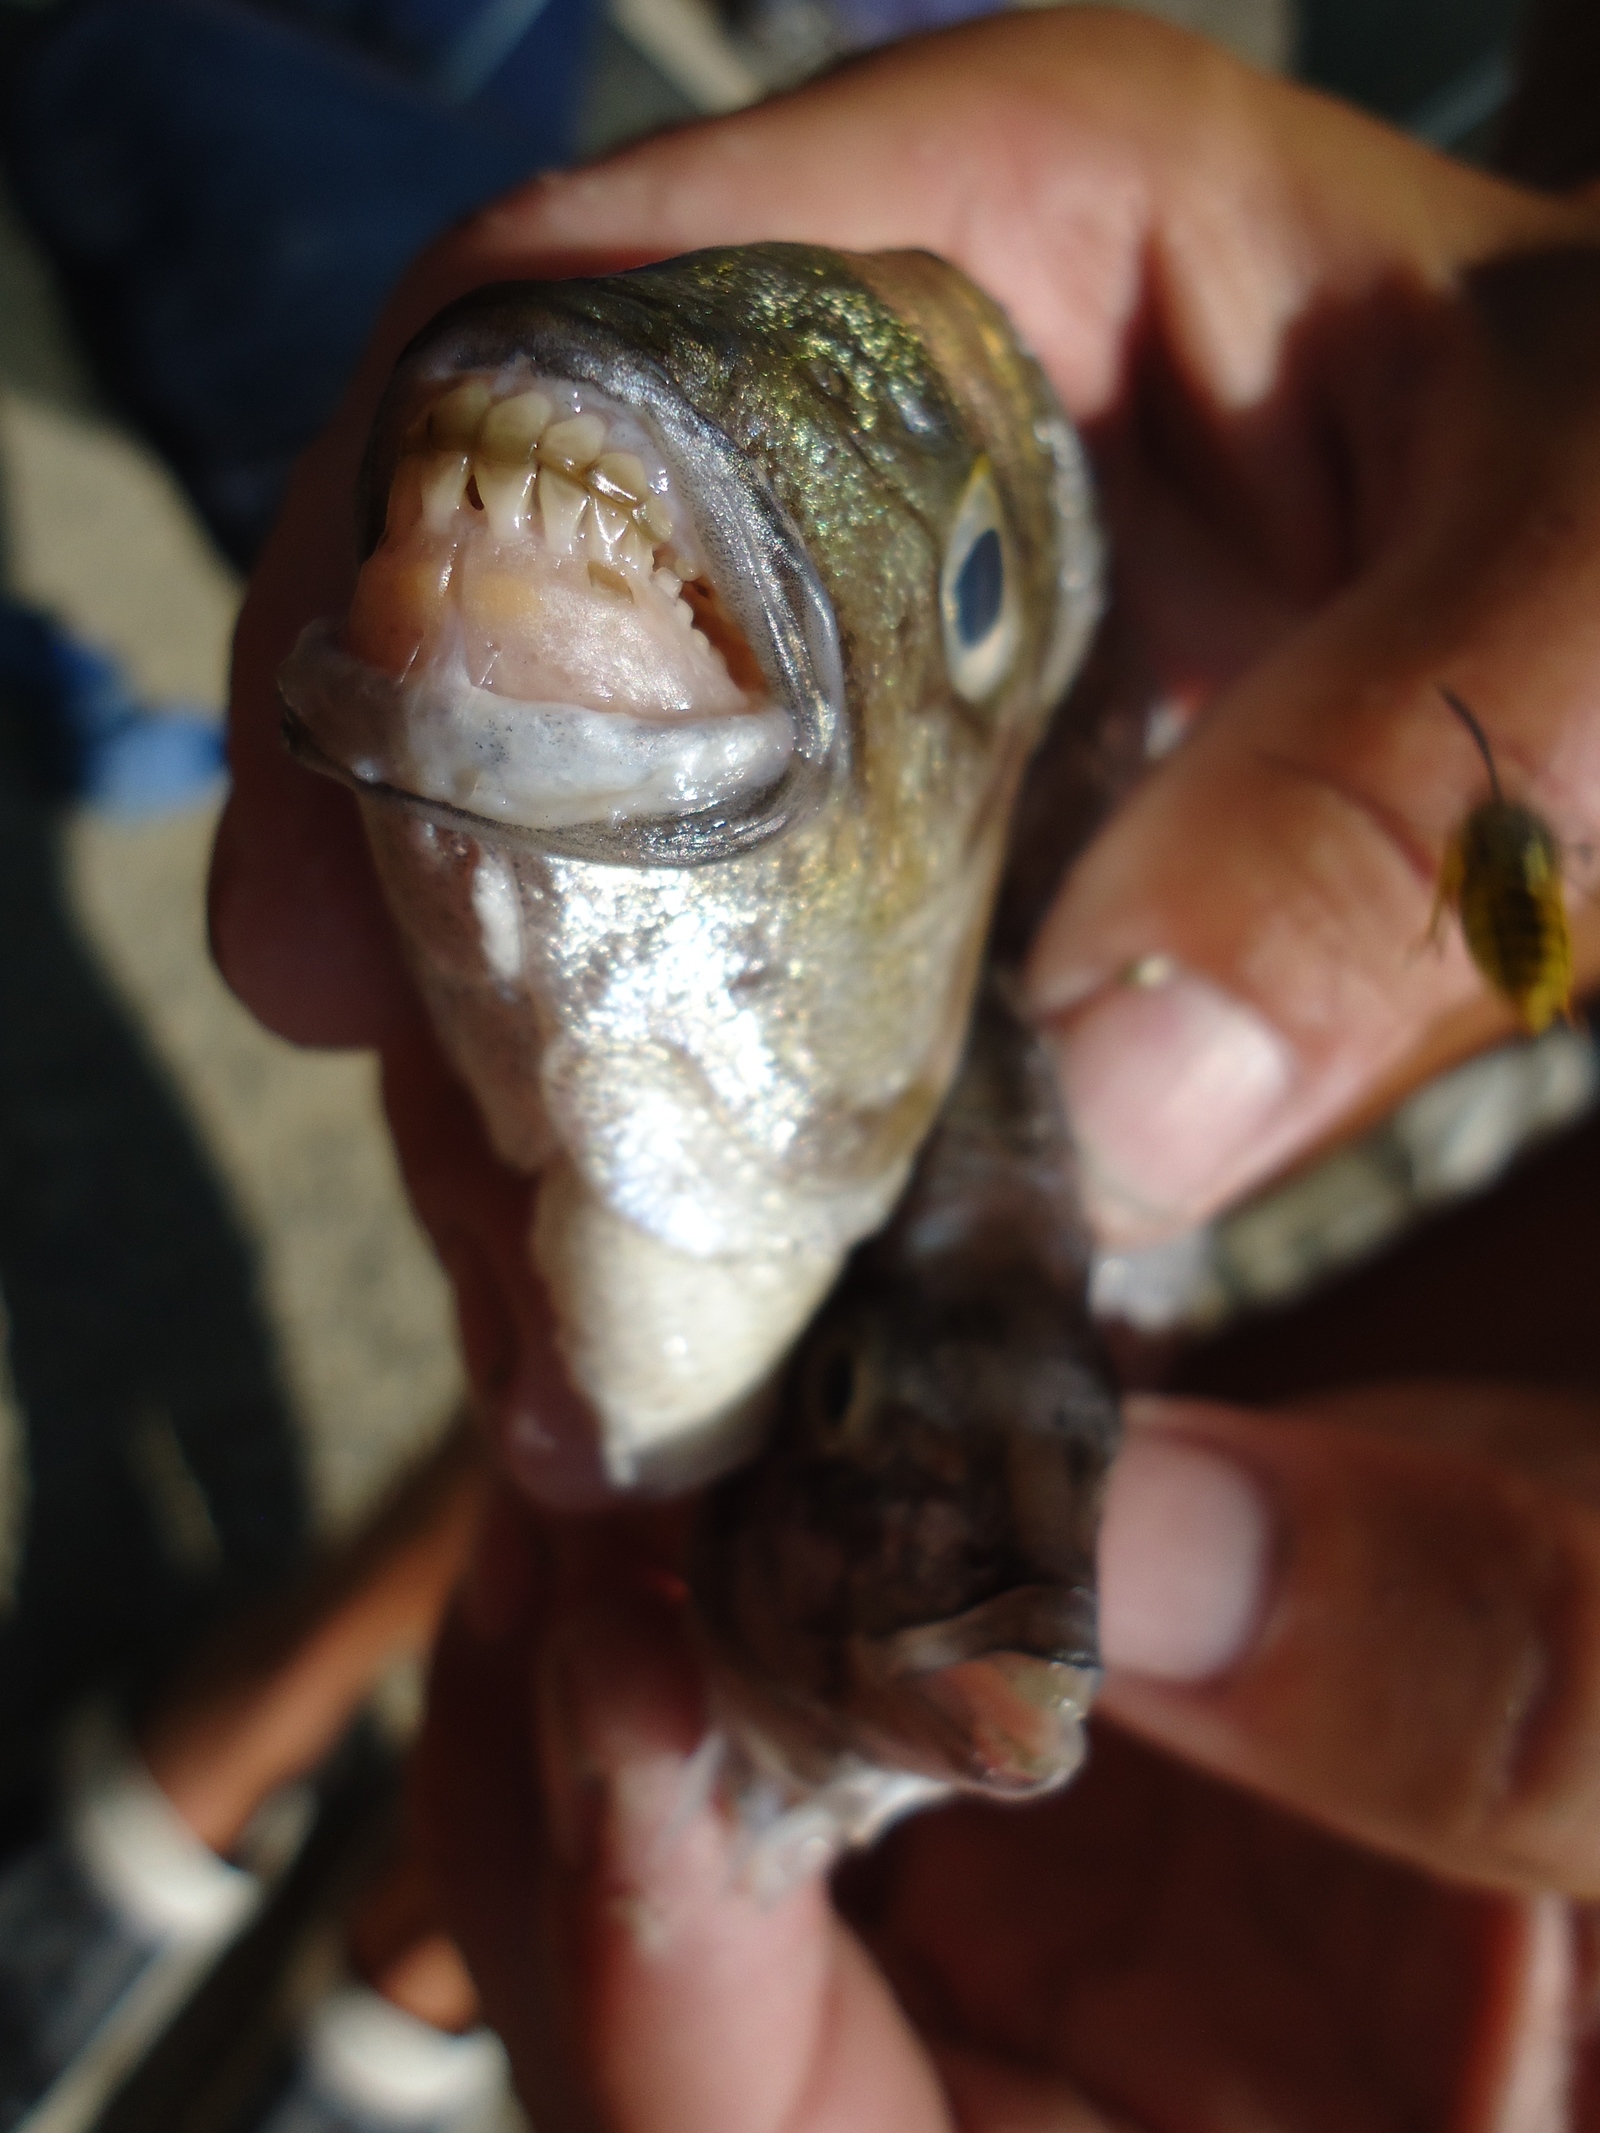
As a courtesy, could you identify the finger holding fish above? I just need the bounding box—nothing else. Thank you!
[418,1400,1573,2133]
[1030,242,1600,1248]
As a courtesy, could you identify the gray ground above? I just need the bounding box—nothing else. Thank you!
[0,184,461,1749]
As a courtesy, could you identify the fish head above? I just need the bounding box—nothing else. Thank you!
[281,246,1098,879]
[692,1256,1115,1798]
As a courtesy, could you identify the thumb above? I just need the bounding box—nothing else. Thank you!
[417,1510,947,2133]
[531,1580,945,2133]
[1028,246,1600,1246]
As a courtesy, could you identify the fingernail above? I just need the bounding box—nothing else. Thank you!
[1046,967,1295,1244]
[1099,1423,1273,1681]
[534,1595,704,1880]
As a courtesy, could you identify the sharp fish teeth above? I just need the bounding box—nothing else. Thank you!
[429,381,492,450]
[405,386,709,630]
[541,413,607,472]
[384,457,426,539]
[539,466,589,555]
[638,495,673,545]
[616,523,654,578]
[479,389,553,460]
[420,451,470,531]
[590,494,632,556]
[591,450,647,503]
[476,460,534,538]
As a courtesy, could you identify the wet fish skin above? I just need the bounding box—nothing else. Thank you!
[285,245,1101,1490]
[690,983,1119,1853]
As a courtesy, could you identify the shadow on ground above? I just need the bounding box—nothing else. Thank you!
[0,676,307,1779]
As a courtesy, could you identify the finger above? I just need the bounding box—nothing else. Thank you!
[866,1724,1511,2133]
[532,1569,947,2133]
[930,2044,1133,2132]
[211,405,414,1047]
[419,1518,949,2133]
[490,15,1557,425]
[1456,1894,1573,2133]
[1290,1380,1600,1514]
[413,1515,597,2127]
[1096,1392,1600,1894]
[1029,242,1600,1244]
[380,1031,615,1508]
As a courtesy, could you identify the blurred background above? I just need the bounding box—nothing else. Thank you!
[0,0,1574,2125]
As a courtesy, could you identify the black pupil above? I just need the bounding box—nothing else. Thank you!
[954,526,1004,647]
[818,1347,856,1428]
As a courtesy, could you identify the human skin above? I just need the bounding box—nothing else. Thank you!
[212,10,1600,2124]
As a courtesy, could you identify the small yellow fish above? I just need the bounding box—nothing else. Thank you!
[1433,687,1574,1033]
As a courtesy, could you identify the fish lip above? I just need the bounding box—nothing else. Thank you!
[278,663,797,867]
[332,279,845,869]
[859,1580,1099,1679]
[850,1587,1100,1796]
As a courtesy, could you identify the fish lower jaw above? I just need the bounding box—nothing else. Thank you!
[700,1646,1098,1896]
[281,626,794,837]
[531,1165,843,1493]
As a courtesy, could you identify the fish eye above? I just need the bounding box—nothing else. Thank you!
[806,1332,872,1445]
[940,458,1021,703]
[819,1346,855,1426]
[954,528,1003,645]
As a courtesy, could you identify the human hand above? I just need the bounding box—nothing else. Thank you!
[413,1337,1600,2131]
[404,1098,1600,2133]
[204,20,1600,2114]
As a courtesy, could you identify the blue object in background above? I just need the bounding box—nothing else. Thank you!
[0,599,226,817]
[1296,0,1529,148]
[0,0,596,569]
[272,0,592,120]
[816,0,1002,55]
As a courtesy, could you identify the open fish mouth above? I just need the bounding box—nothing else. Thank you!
[280,294,845,867]
[704,1572,1100,1801]
[699,1583,1099,1890]
[852,1583,1099,1794]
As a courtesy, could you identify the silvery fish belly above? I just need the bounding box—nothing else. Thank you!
[279,246,1101,1487]
[690,985,1118,1886]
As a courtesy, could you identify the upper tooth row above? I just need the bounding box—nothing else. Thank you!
[410,381,677,552]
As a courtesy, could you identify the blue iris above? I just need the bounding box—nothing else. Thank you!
[954,526,1003,646]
